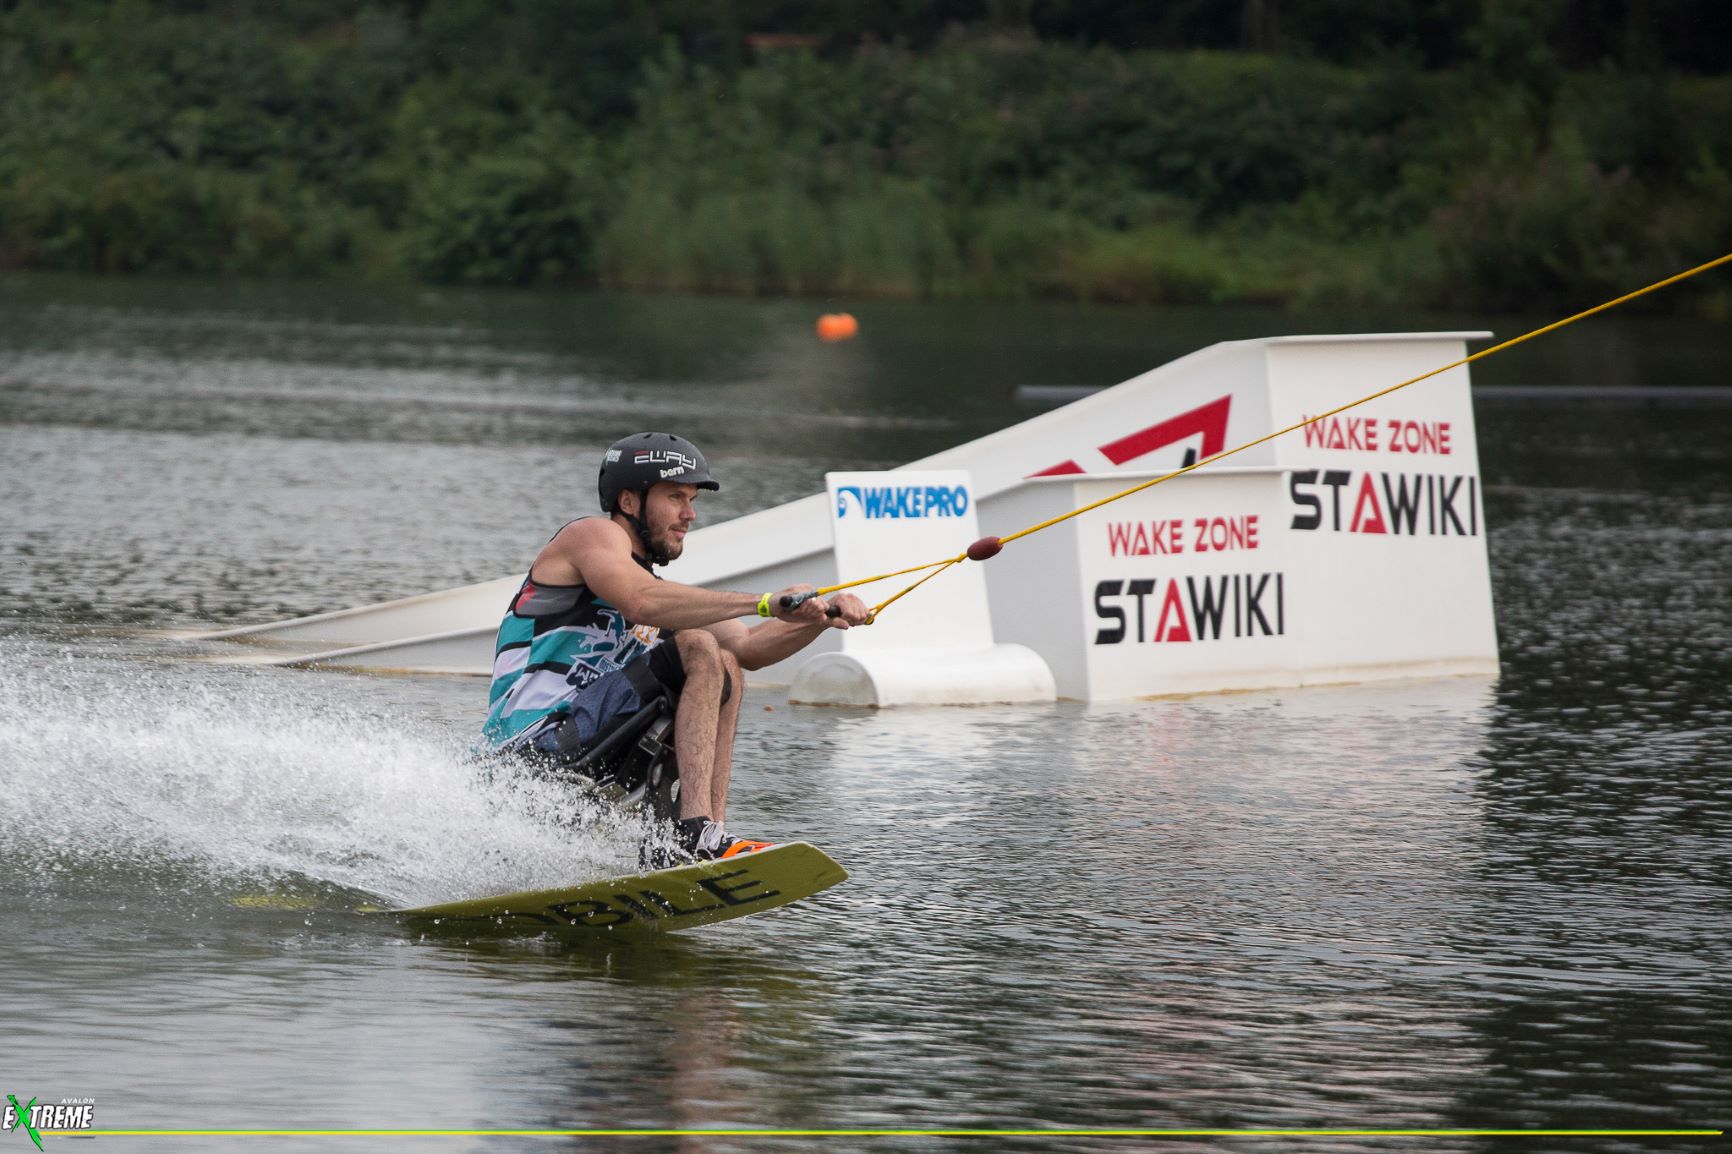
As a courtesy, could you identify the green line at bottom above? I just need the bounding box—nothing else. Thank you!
[53,1129,1725,1138]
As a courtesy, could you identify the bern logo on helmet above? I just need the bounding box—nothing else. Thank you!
[660,466,689,478]
[634,450,698,469]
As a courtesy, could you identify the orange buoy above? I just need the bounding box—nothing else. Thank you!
[816,312,859,342]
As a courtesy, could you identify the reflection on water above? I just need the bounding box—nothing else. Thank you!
[0,274,1728,1150]
[408,932,838,1151]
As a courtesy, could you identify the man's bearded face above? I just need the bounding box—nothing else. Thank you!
[638,482,699,562]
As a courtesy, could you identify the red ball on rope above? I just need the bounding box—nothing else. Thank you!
[966,536,1002,561]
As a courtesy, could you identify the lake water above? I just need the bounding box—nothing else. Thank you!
[1,273,1728,1152]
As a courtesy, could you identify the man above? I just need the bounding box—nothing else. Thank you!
[479,431,870,863]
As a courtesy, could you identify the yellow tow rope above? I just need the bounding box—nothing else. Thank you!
[813,252,1731,621]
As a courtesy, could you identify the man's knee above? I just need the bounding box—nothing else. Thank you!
[674,629,723,670]
[671,632,740,704]
[670,631,726,700]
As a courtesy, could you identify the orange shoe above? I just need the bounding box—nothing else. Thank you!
[677,817,778,861]
[713,836,776,860]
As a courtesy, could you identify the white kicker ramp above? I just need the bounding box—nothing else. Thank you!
[189,332,1497,702]
[976,332,1500,698]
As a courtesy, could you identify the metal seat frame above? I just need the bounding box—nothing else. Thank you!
[542,696,681,821]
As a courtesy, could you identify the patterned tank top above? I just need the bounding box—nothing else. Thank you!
[478,541,662,749]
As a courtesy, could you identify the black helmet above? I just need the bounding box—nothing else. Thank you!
[597,432,721,514]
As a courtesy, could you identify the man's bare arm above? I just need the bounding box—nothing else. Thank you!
[707,593,872,670]
[541,519,828,632]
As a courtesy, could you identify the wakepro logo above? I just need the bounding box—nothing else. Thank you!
[5,1096,94,1150]
[836,484,970,519]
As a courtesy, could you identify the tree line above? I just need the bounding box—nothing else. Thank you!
[2,0,1728,312]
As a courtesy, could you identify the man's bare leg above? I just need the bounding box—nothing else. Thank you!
[671,632,726,821]
[708,649,744,825]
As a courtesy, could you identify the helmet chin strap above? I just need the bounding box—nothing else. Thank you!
[618,492,671,567]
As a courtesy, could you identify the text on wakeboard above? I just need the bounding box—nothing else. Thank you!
[536,868,783,929]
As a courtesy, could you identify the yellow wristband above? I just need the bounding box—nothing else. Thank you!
[756,592,773,618]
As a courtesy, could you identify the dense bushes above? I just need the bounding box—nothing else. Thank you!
[1,1,1727,313]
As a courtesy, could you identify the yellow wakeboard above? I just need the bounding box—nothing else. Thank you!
[394,841,846,935]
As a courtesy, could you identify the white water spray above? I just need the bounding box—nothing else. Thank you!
[0,644,649,908]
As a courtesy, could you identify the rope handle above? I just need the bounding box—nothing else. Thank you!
[777,591,843,618]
